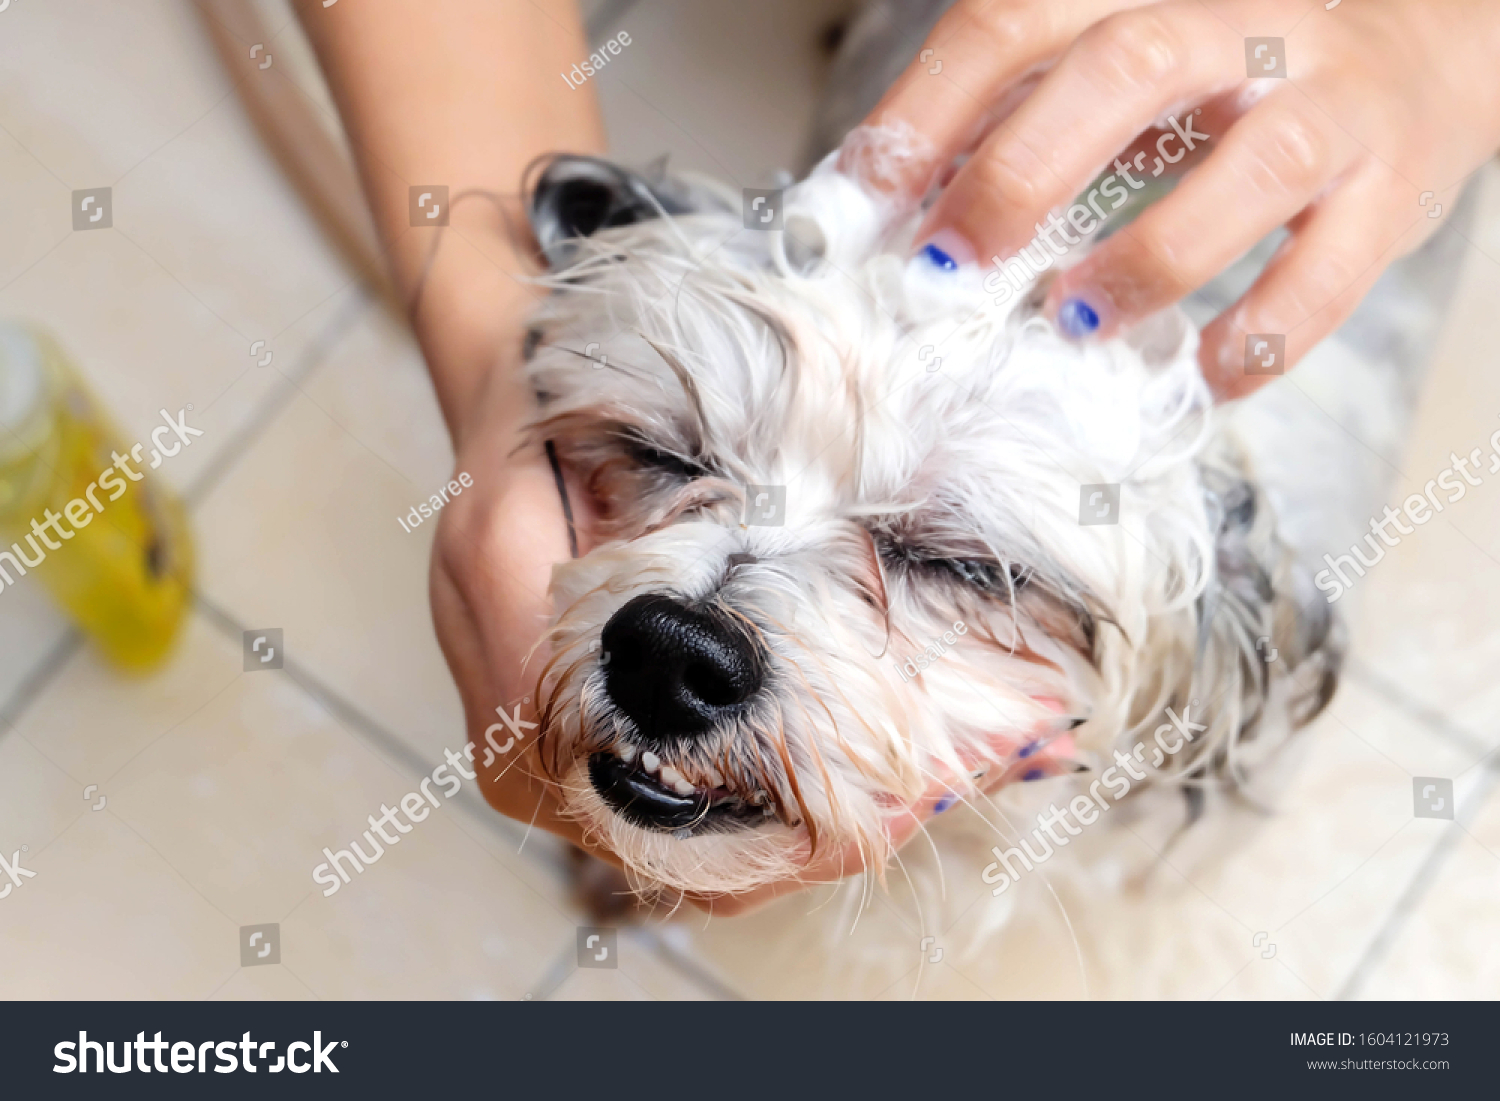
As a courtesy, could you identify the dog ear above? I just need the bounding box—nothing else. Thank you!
[527,154,727,268]
[1180,465,1344,794]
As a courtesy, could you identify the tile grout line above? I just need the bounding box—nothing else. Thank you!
[0,629,81,738]
[527,944,577,1001]
[183,287,372,510]
[191,591,565,874]
[1330,651,1500,998]
[626,928,744,1000]
[1345,655,1495,759]
[1334,753,1500,1000]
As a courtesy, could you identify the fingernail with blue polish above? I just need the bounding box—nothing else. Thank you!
[1018,740,1039,759]
[1022,768,1046,782]
[1058,297,1100,339]
[914,229,975,272]
[933,793,957,814]
[920,242,958,271]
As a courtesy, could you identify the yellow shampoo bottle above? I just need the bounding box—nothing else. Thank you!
[0,325,193,670]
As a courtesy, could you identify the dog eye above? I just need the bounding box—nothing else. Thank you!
[619,432,708,480]
[931,557,1028,593]
[876,537,1027,595]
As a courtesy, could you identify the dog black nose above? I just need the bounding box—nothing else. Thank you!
[601,594,761,738]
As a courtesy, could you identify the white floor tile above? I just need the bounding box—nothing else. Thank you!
[191,317,465,764]
[1346,166,1500,739]
[0,0,232,189]
[0,581,71,709]
[0,723,90,868]
[17,613,244,785]
[1354,778,1500,999]
[0,810,239,999]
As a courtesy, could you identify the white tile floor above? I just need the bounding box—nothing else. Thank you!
[0,0,1496,1000]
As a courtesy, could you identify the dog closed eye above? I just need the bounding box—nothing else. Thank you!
[875,536,1027,595]
[921,557,1030,596]
[618,429,710,481]
[935,557,1028,592]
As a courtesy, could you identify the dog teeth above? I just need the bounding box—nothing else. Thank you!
[659,764,696,796]
[621,748,707,797]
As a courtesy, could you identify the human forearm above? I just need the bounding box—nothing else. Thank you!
[295,0,605,438]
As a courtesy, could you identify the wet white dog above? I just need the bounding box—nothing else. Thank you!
[518,135,1343,905]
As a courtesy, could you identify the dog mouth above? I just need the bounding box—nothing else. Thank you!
[587,743,775,835]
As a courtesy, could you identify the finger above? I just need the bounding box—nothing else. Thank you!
[1200,163,1425,399]
[914,2,1243,267]
[1044,90,1359,336]
[841,0,1147,203]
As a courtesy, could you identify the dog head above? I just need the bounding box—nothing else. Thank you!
[518,143,1340,897]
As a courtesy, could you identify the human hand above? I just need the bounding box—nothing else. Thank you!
[853,0,1500,397]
